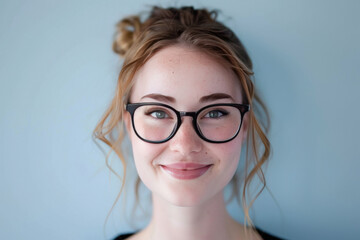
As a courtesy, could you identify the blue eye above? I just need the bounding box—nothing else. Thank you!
[204,110,227,118]
[150,110,169,119]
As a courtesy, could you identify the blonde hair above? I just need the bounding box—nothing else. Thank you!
[93,6,270,228]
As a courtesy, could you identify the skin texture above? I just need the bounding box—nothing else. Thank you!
[124,45,260,240]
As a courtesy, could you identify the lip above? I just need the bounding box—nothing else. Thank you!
[160,163,213,180]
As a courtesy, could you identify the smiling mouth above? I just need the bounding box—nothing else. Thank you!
[160,163,213,180]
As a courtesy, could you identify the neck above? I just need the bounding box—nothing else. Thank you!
[142,192,242,240]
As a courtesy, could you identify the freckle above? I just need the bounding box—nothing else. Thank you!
[205,152,208,155]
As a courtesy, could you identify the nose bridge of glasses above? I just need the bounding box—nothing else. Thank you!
[179,111,197,127]
[177,111,198,133]
[174,111,201,143]
[179,111,196,118]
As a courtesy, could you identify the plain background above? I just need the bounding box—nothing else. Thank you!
[1,0,359,239]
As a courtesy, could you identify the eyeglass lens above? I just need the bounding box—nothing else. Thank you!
[132,104,242,142]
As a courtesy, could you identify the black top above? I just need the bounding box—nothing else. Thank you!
[114,228,283,240]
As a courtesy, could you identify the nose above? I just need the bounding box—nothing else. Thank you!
[169,117,203,155]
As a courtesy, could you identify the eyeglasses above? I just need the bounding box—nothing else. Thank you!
[126,102,250,144]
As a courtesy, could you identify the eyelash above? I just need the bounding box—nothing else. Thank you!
[145,108,172,119]
[203,109,229,119]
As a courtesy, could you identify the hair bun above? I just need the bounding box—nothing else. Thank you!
[113,16,142,57]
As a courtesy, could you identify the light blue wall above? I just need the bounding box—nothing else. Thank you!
[1,0,359,239]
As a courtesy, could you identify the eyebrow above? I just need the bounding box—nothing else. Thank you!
[140,93,235,103]
[141,93,176,103]
[199,93,235,103]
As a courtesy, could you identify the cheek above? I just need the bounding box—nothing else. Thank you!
[126,111,162,167]
[226,126,247,164]
[212,136,244,178]
[218,136,243,163]
[130,137,165,185]
[131,139,153,167]
[131,133,164,159]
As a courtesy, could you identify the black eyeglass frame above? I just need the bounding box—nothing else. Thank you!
[126,102,250,144]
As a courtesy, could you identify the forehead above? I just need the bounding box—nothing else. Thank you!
[129,45,243,106]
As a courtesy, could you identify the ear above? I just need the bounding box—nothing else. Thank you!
[240,113,249,142]
[123,110,133,140]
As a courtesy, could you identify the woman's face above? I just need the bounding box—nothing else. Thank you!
[125,45,247,207]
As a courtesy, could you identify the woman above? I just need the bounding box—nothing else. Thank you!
[94,6,281,240]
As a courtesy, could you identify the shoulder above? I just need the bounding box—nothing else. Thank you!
[113,229,284,240]
[256,227,284,240]
[113,232,135,240]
